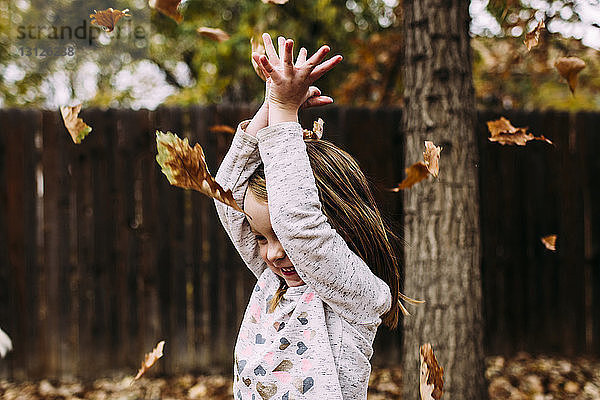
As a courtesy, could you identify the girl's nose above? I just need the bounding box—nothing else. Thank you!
[266,240,286,263]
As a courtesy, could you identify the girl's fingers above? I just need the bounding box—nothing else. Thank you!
[304,45,330,70]
[282,39,294,75]
[262,33,279,64]
[253,53,271,79]
[301,96,334,109]
[278,36,286,60]
[259,55,282,81]
[296,47,307,66]
[308,55,343,82]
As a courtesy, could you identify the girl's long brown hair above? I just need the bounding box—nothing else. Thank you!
[248,139,403,329]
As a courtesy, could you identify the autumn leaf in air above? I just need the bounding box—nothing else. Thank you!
[60,104,92,144]
[209,125,235,135]
[261,0,289,4]
[423,141,442,178]
[541,234,557,251]
[524,19,545,51]
[89,8,130,32]
[554,57,586,94]
[133,340,165,381]
[390,162,430,192]
[487,117,552,146]
[197,27,230,42]
[149,0,183,23]
[251,36,267,81]
[303,118,324,140]
[155,131,246,215]
[420,343,444,400]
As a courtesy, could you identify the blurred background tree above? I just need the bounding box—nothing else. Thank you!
[0,0,598,110]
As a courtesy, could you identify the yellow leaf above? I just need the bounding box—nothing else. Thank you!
[155,131,247,216]
[486,117,552,146]
[423,141,442,178]
[541,234,557,251]
[133,340,165,381]
[420,343,444,400]
[60,104,92,144]
[524,19,545,51]
[251,36,267,81]
[303,118,324,140]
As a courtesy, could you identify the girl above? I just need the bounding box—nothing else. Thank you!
[215,33,413,400]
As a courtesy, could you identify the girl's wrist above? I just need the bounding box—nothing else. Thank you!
[245,103,269,137]
[268,103,299,125]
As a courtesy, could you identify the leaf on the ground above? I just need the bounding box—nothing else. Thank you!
[197,27,230,42]
[541,234,557,251]
[149,0,183,23]
[156,131,246,215]
[209,125,235,135]
[133,341,165,381]
[487,117,552,146]
[554,57,586,94]
[423,141,442,178]
[60,104,92,144]
[390,162,430,191]
[303,118,324,140]
[524,20,545,51]
[261,0,289,4]
[89,8,130,32]
[420,343,444,400]
[251,36,267,81]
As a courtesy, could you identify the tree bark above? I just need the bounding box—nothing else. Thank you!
[401,1,486,399]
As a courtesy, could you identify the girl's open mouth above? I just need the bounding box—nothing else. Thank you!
[281,266,296,276]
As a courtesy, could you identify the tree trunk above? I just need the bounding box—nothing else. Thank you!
[401,1,486,399]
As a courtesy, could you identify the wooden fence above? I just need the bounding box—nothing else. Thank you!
[0,106,598,379]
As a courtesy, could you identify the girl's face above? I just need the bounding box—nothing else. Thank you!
[244,189,305,287]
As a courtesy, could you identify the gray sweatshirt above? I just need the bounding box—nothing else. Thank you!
[214,120,392,399]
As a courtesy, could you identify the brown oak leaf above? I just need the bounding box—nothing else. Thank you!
[197,27,230,42]
[423,141,442,178]
[148,0,183,23]
[209,125,236,135]
[133,340,165,381]
[390,162,430,191]
[487,117,552,146]
[541,234,557,251]
[524,19,545,51]
[60,104,92,144]
[155,131,247,216]
[554,57,586,94]
[251,36,267,81]
[420,343,444,400]
[89,8,130,32]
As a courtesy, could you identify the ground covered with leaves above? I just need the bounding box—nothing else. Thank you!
[1,354,599,399]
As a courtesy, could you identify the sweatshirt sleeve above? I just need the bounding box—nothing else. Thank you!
[256,122,392,325]
[214,120,266,279]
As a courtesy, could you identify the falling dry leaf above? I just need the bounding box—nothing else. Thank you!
[209,125,235,135]
[155,131,247,215]
[524,19,545,51]
[423,141,442,178]
[420,343,444,400]
[554,57,586,94]
[261,0,289,4]
[133,340,165,381]
[60,104,92,144]
[251,36,267,81]
[148,0,183,23]
[0,328,12,358]
[541,234,557,251]
[197,27,230,42]
[89,8,130,32]
[390,162,430,191]
[303,118,324,140]
[487,117,552,146]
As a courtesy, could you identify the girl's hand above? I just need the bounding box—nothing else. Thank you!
[253,33,342,124]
